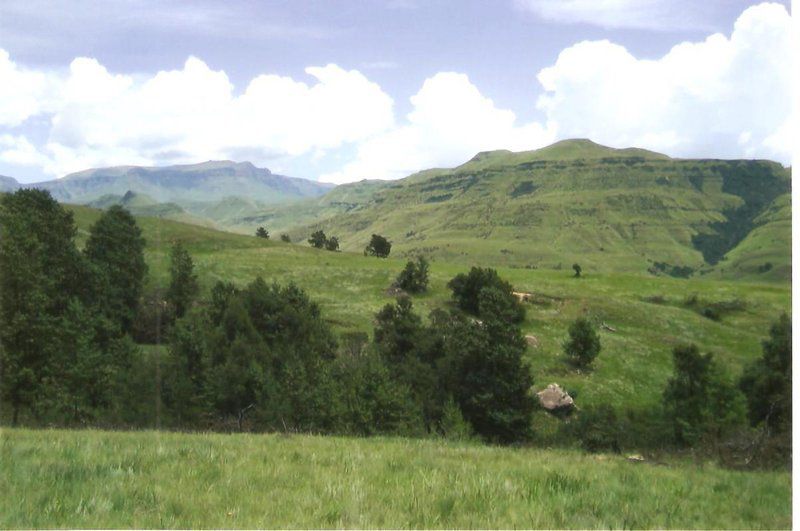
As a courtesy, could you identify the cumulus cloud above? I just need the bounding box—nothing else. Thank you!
[536,2,793,163]
[0,55,394,177]
[321,72,555,183]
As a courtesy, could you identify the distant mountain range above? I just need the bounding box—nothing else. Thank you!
[2,160,332,205]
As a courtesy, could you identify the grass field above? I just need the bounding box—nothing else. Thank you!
[67,203,791,419]
[0,428,791,529]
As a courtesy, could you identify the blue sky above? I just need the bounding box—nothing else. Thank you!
[0,0,792,183]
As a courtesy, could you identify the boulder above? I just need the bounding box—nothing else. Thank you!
[537,383,574,412]
[525,334,540,348]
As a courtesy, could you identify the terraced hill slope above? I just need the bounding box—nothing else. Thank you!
[244,140,789,280]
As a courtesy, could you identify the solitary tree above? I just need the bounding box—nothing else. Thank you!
[563,317,601,368]
[255,227,269,239]
[166,242,199,319]
[573,263,582,278]
[365,234,392,258]
[84,205,147,334]
[280,234,291,243]
[308,230,327,248]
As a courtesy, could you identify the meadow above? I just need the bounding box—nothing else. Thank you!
[68,205,790,417]
[0,427,791,529]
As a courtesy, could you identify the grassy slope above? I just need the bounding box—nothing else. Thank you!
[228,140,789,281]
[0,428,790,529]
[68,204,791,420]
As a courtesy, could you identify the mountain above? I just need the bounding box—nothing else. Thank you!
[29,161,333,205]
[0,175,19,192]
[242,139,789,280]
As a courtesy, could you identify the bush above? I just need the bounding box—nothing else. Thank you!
[280,234,291,243]
[308,230,327,248]
[570,404,622,453]
[739,314,791,432]
[325,236,340,251]
[365,234,392,257]
[255,227,269,239]
[663,344,746,446]
[447,267,524,323]
[394,256,430,294]
[563,318,601,368]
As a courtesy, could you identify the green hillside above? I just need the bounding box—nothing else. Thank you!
[63,204,790,418]
[231,140,789,281]
[1,428,789,529]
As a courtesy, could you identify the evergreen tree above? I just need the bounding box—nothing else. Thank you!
[394,256,430,293]
[166,242,199,319]
[663,344,746,446]
[84,205,147,334]
[563,317,601,368]
[255,227,269,239]
[0,189,87,424]
[740,314,791,431]
[447,267,524,323]
[325,236,340,251]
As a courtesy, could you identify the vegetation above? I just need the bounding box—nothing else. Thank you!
[394,256,430,293]
[365,233,392,258]
[255,226,269,239]
[1,428,790,529]
[280,233,291,242]
[165,242,199,320]
[662,344,746,446]
[563,317,601,368]
[572,263,581,278]
[447,267,525,323]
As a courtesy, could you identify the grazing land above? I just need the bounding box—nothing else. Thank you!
[0,428,791,529]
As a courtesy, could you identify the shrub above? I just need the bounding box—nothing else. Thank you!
[325,236,340,251]
[571,404,622,453]
[280,234,291,243]
[255,227,269,239]
[394,256,430,294]
[308,230,327,248]
[739,314,791,432]
[447,267,524,323]
[663,344,746,446]
[563,317,601,368]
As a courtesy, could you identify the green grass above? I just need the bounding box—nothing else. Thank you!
[0,428,790,529]
[67,203,791,417]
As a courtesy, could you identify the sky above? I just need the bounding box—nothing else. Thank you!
[0,0,793,184]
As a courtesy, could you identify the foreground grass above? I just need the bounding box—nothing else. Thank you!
[0,428,790,529]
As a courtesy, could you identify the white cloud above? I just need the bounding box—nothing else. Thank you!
[321,72,555,183]
[515,0,718,31]
[0,55,394,177]
[536,2,793,163]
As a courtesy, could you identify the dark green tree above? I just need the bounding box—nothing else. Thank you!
[166,242,199,319]
[280,234,291,243]
[572,263,582,278]
[308,230,327,248]
[365,234,392,257]
[0,189,88,424]
[394,256,430,293]
[447,267,524,323]
[325,236,340,251]
[739,314,791,431]
[563,317,601,368]
[663,344,746,446]
[440,287,535,444]
[84,205,147,334]
[255,227,269,239]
